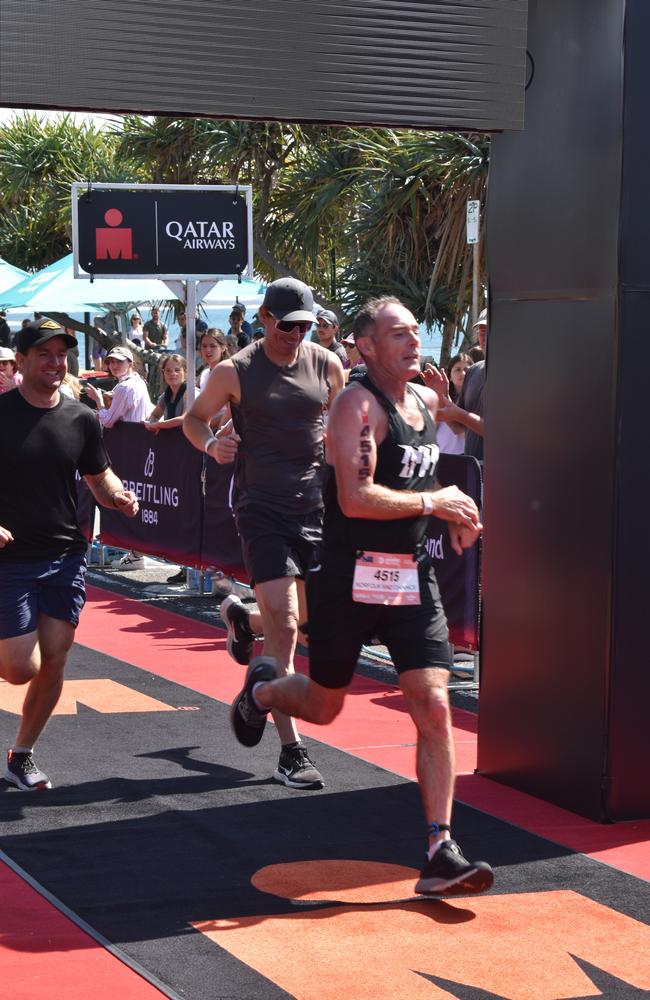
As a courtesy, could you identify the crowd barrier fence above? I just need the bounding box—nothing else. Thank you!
[79,424,482,651]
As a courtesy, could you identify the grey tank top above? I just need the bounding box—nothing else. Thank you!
[231,339,330,513]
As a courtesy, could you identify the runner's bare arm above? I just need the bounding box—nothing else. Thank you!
[328,387,481,530]
[183,361,240,457]
[326,353,346,407]
[0,526,14,548]
[84,468,139,517]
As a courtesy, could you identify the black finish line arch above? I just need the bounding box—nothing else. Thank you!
[1,0,647,821]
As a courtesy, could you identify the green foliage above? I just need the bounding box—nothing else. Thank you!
[0,113,144,269]
[0,112,488,359]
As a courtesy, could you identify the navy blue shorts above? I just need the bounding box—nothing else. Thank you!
[0,552,87,640]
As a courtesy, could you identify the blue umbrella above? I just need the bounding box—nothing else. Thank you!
[0,253,266,311]
[0,257,30,297]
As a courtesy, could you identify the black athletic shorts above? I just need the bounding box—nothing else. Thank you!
[307,554,452,689]
[235,502,323,586]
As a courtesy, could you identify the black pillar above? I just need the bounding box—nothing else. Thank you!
[478,0,650,820]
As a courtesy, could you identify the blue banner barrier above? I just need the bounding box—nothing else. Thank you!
[100,424,204,564]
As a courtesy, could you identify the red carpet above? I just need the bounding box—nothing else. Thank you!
[1,584,648,1000]
[76,585,650,882]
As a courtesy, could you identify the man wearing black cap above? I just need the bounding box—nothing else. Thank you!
[184,277,345,790]
[0,319,140,790]
[315,309,348,367]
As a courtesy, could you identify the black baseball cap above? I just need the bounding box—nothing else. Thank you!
[15,318,77,354]
[262,278,315,323]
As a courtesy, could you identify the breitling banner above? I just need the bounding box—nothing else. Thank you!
[96,427,481,649]
[99,423,205,564]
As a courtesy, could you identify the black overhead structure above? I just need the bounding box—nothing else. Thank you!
[0,0,527,131]
[480,0,650,821]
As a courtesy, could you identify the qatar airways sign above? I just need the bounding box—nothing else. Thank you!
[72,183,252,279]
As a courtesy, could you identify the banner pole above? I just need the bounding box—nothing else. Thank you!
[186,280,197,405]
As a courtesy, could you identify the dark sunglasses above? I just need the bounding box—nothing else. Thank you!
[275,319,313,334]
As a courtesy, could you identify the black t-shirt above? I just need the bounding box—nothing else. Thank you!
[0,390,109,562]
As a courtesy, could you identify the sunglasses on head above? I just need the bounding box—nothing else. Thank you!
[275,319,313,334]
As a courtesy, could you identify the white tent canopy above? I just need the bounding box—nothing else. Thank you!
[0,253,267,313]
[0,257,30,297]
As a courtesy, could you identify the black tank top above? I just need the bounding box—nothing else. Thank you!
[322,375,439,561]
[231,339,330,513]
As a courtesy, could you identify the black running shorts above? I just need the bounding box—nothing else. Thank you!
[307,555,452,690]
[235,503,323,586]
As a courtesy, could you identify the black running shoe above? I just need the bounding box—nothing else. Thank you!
[274,745,324,790]
[230,656,276,747]
[166,568,186,584]
[220,594,255,665]
[415,839,493,896]
[5,750,52,791]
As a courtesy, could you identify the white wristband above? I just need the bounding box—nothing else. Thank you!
[421,493,434,516]
[204,437,217,454]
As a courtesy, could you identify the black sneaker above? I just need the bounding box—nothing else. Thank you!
[5,750,52,791]
[415,839,493,896]
[230,656,276,747]
[220,594,255,665]
[274,745,324,790]
[166,568,186,584]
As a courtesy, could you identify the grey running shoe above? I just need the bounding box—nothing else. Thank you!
[415,839,494,896]
[230,656,276,747]
[274,745,324,790]
[220,594,255,665]
[5,750,52,791]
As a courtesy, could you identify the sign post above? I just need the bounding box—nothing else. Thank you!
[71,183,254,402]
[466,198,480,329]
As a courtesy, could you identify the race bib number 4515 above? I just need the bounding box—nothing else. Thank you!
[352,551,421,606]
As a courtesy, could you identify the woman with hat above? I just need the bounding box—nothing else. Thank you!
[85,345,152,427]
[0,347,22,394]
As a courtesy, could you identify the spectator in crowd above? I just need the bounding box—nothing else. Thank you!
[224,334,239,357]
[0,311,11,349]
[91,315,111,371]
[85,346,151,428]
[63,327,80,376]
[431,316,487,461]
[315,309,348,366]
[435,353,471,455]
[467,309,487,363]
[227,306,252,349]
[142,306,168,349]
[342,332,360,374]
[59,373,82,401]
[198,328,229,393]
[184,276,345,790]
[86,346,152,571]
[0,347,22,393]
[129,313,144,347]
[145,354,188,432]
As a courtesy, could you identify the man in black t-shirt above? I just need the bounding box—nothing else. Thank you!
[0,319,140,792]
[229,297,493,898]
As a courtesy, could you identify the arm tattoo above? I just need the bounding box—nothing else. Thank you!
[358,413,372,480]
